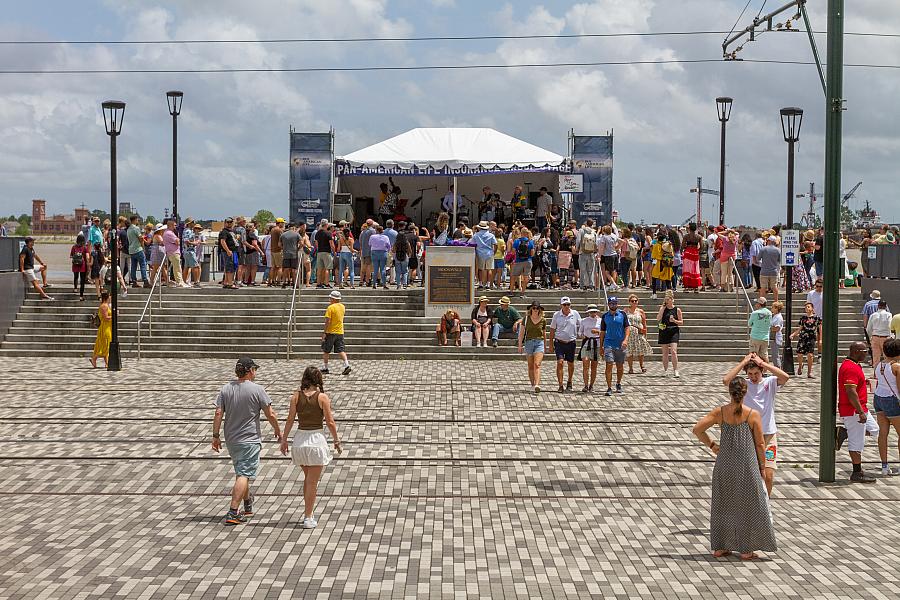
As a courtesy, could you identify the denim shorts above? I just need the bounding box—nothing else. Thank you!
[524,339,545,356]
[494,258,506,270]
[227,442,261,478]
[603,346,626,364]
[874,394,900,419]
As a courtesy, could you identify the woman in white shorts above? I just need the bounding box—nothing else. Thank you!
[280,366,342,528]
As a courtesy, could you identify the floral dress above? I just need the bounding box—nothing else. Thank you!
[626,309,652,357]
[796,315,821,355]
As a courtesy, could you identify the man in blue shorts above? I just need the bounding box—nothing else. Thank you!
[211,357,282,525]
[599,296,630,396]
[549,296,581,392]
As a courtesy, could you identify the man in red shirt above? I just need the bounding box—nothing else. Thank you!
[837,341,880,483]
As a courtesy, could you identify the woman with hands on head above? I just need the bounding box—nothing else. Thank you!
[280,366,342,529]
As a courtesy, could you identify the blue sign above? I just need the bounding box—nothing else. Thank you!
[290,132,333,226]
[570,135,613,225]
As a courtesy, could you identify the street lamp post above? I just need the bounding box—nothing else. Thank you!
[101,100,126,372]
[166,91,183,221]
[716,97,733,226]
[780,107,803,376]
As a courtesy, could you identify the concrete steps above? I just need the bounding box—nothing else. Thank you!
[0,284,866,362]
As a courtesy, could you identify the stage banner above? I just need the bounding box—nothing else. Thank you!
[290,132,333,227]
[334,162,569,177]
[571,135,613,225]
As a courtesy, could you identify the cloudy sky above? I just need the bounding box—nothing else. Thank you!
[2,0,898,225]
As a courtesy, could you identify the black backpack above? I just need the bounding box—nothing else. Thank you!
[71,248,84,267]
[516,238,531,260]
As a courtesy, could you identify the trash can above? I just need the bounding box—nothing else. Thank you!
[201,257,211,282]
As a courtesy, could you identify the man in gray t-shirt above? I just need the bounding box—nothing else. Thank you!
[279,225,300,288]
[758,238,782,302]
[358,219,375,287]
[212,357,281,525]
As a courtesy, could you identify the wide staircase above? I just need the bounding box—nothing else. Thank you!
[0,282,865,362]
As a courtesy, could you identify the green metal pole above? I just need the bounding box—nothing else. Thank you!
[819,0,844,483]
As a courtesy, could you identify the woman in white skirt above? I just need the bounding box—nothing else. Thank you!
[280,366,342,529]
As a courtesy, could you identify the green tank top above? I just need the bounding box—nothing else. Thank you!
[524,316,546,341]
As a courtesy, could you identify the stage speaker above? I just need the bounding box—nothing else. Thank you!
[332,193,354,224]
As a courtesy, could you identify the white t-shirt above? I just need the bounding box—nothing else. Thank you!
[535,194,552,218]
[771,313,784,345]
[806,290,823,318]
[579,316,601,339]
[743,375,780,435]
[707,233,718,260]
[549,309,582,342]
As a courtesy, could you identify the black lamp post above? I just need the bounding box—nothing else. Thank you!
[166,91,183,221]
[716,97,733,226]
[102,100,126,372]
[780,107,803,376]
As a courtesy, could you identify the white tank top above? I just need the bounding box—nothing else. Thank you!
[874,361,900,398]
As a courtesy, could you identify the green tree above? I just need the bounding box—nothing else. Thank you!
[252,209,276,226]
[145,215,157,226]
[14,222,30,236]
[17,214,31,225]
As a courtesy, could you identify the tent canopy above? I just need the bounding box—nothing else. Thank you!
[337,127,567,174]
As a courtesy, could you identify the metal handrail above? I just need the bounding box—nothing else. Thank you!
[730,256,754,314]
[136,268,163,361]
[281,260,304,361]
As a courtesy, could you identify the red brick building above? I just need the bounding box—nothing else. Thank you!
[31,199,90,235]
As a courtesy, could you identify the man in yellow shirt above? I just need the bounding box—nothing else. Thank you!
[322,290,351,375]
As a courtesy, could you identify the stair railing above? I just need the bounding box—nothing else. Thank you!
[278,260,304,362]
[730,256,754,314]
[136,269,163,361]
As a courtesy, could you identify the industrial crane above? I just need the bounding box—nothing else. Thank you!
[795,181,862,228]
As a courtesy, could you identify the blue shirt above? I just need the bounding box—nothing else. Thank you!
[600,310,628,348]
[512,238,534,263]
[89,225,103,246]
[473,230,497,259]
[384,228,398,246]
[359,228,374,257]
[862,299,888,317]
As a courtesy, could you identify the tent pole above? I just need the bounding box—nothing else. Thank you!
[452,176,458,232]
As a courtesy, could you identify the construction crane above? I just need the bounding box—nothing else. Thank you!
[795,181,862,229]
[841,181,863,208]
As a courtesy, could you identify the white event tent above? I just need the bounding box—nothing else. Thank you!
[335,128,569,229]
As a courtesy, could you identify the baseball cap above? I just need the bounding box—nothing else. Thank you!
[235,356,259,375]
[756,297,768,305]
[329,290,342,300]
[275,217,285,223]
[500,296,511,305]
[560,296,571,305]
[607,296,619,304]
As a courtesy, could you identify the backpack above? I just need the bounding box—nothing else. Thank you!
[626,238,639,260]
[515,238,531,260]
[661,241,674,269]
[581,230,597,253]
[71,247,85,267]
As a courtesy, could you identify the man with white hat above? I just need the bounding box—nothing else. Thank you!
[321,290,351,376]
[862,290,890,364]
[578,304,602,392]
[473,221,497,289]
[549,296,582,392]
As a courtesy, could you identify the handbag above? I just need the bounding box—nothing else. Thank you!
[504,250,515,264]
[557,250,572,270]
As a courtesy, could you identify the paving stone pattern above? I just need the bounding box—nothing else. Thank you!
[1,358,898,599]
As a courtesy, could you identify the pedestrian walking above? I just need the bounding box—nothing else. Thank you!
[866,300,893,367]
[600,296,630,396]
[874,339,900,476]
[280,366,342,529]
[89,290,112,368]
[769,301,785,369]
[681,223,703,292]
[693,377,777,560]
[578,304,602,392]
[748,297,773,361]
[549,296,581,392]
[836,342,880,483]
[211,357,282,525]
[625,294,651,374]
[70,233,90,301]
[758,237,781,302]
[722,353,790,496]
[126,215,149,287]
[657,291,683,378]
[791,302,822,378]
[280,223,300,289]
[576,220,597,291]
[518,301,547,393]
[650,232,674,299]
[321,290,351,376]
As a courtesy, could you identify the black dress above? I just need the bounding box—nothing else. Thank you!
[657,306,680,345]
[796,315,821,355]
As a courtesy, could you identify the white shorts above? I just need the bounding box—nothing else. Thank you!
[842,412,879,453]
[22,265,45,282]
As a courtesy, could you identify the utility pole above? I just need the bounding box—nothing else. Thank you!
[690,177,719,227]
[819,0,844,483]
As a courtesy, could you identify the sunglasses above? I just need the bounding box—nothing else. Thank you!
[630,299,638,303]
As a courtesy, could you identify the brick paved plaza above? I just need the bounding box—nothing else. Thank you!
[2,357,899,599]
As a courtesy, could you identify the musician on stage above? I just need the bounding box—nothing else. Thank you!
[479,186,500,223]
[511,185,528,222]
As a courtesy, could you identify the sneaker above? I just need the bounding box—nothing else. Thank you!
[615,383,623,393]
[224,510,246,526]
[673,370,681,379]
[534,385,541,393]
[192,283,202,288]
[650,293,657,299]
[302,516,317,529]
[662,370,669,377]
[835,427,848,452]
[588,384,593,392]
[566,381,573,391]
[605,388,612,397]
[321,367,330,375]
[243,494,255,516]
[881,466,900,476]
[849,471,876,484]
[558,385,564,393]
[581,385,590,393]
[489,339,498,348]
[41,296,55,301]
[342,365,352,376]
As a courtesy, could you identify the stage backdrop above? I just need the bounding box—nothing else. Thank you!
[571,135,613,225]
[289,131,333,227]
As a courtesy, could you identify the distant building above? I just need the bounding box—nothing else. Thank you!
[31,199,90,235]
[119,202,133,215]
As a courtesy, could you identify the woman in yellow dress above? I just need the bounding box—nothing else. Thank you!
[90,290,112,368]
[650,231,674,299]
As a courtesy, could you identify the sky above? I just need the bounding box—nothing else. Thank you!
[1,0,898,226]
